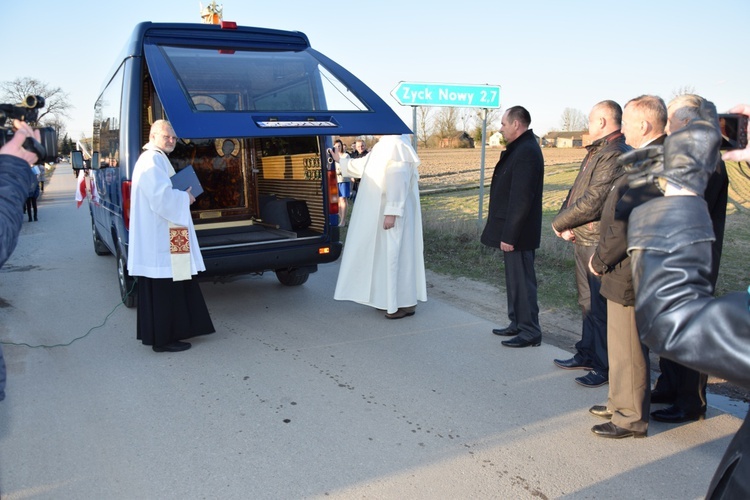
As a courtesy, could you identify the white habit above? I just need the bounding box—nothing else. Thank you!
[334,135,427,314]
[127,144,205,279]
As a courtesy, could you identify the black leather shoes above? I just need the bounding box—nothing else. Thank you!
[650,390,675,405]
[650,405,706,423]
[501,336,541,348]
[492,326,519,336]
[575,370,608,388]
[553,356,593,370]
[589,405,613,419]
[592,422,647,439]
[153,341,191,353]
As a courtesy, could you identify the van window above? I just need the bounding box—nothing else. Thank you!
[156,45,368,113]
[93,65,124,170]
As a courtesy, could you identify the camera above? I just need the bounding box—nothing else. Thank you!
[0,95,58,163]
[718,113,748,150]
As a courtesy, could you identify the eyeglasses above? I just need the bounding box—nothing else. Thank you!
[161,135,177,141]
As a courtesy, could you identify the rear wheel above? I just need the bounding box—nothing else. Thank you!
[117,249,137,308]
[91,219,111,255]
[275,268,310,286]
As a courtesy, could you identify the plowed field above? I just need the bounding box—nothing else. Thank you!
[418,147,586,191]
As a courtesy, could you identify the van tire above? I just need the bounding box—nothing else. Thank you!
[275,268,309,286]
[117,249,137,308]
[92,219,111,256]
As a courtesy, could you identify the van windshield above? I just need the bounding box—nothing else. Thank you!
[159,45,369,113]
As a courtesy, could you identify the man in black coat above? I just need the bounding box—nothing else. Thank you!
[481,106,544,348]
[649,94,729,424]
[587,95,667,438]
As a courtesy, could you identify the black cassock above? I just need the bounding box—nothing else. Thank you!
[136,277,215,347]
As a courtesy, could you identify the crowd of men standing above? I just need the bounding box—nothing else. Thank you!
[483,94,729,441]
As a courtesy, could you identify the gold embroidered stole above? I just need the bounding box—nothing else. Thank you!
[164,157,192,281]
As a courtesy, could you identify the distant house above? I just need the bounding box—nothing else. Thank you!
[440,131,475,148]
[489,131,504,148]
[543,130,586,148]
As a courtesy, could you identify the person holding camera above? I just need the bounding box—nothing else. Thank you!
[0,120,41,402]
[622,100,750,498]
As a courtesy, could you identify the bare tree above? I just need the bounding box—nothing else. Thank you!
[559,107,587,131]
[671,85,697,98]
[470,108,503,142]
[416,106,433,148]
[1,77,73,126]
[434,107,459,145]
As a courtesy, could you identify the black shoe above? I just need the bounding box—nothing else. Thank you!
[591,422,647,439]
[575,370,608,388]
[553,356,593,370]
[650,405,706,423]
[34,216,38,221]
[501,335,541,348]
[153,341,191,353]
[589,405,613,419]
[650,390,675,405]
[385,307,416,319]
[492,326,519,336]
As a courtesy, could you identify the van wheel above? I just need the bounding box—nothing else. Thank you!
[117,249,137,308]
[92,219,111,255]
[275,268,309,286]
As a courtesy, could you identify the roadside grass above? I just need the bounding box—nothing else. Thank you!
[421,161,750,315]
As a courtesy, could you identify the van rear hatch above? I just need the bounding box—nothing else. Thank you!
[135,23,409,276]
[142,23,410,139]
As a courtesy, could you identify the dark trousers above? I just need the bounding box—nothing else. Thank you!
[503,249,542,341]
[25,197,38,221]
[573,244,608,372]
[654,358,708,413]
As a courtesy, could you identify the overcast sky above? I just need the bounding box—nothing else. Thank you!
[3,0,747,141]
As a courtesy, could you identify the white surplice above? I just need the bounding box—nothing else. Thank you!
[334,135,427,314]
[127,145,205,279]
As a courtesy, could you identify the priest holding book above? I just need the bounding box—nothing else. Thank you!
[127,119,215,353]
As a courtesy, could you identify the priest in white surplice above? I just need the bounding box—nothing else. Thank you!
[128,120,215,352]
[331,135,427,319]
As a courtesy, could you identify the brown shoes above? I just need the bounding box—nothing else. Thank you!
[385,306,416,319]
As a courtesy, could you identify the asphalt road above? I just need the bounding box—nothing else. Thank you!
[0,162,743,499]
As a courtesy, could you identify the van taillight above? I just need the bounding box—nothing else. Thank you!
[122,181,132,230]
[327,167,339,222]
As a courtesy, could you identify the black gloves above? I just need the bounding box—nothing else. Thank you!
[619,100,721,196]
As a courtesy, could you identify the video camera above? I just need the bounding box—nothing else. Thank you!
[0,95,58,163]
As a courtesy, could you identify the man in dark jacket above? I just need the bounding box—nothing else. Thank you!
[587,95,667,439]
[552,100,631,387]
[481,106,544,348]
[1,120,41,402]
[648,94,729,424]
[623,99,749,499]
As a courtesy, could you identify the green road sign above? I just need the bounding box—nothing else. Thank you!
[391,81,501,108]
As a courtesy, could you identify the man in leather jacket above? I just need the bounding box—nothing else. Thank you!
[623,100,750,498]
[552,100,631,387]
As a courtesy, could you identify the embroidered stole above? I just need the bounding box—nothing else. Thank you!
[164,158,192,281]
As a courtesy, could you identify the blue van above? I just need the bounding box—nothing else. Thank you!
[85,21,409,307]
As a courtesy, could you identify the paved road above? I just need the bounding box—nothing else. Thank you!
[0,162,742,499]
